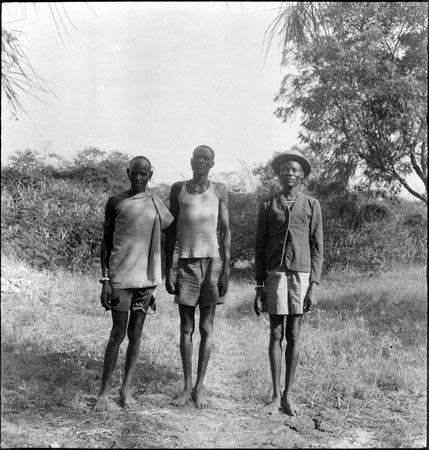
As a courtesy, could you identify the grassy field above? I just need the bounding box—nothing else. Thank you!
[1,254,427,448]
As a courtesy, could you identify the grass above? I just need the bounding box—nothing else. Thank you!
[1,255,427,448]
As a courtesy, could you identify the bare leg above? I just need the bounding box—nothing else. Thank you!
[192,304,216,409]
[281,314,302,416]
[95,310,128,411]
[119,310,146,408]
[172,304,195,406]
[265,314,284,415]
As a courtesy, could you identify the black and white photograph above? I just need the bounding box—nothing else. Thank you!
[1,2,427,448]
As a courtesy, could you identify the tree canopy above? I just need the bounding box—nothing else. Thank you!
[268,2,427,203]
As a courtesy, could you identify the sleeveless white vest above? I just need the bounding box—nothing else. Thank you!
[178,181,220,258]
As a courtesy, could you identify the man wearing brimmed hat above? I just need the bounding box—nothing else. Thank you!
[254,149,323,416]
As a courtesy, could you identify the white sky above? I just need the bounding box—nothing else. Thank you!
[1,1,300,184]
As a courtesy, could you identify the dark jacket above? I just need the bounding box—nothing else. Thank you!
[255,191,323,285]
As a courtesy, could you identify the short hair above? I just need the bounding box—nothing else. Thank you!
[192,145,215,159]
[129,155,152,168]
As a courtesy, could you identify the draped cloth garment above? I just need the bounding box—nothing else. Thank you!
[109,192,173,288]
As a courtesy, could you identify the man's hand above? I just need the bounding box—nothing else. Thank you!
[254,287,265,317]
[218,271,229,298]
[165,268,177,295]
[303,289,317,313]
[100,282,112,311]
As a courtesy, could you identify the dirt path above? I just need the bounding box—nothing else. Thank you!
[1,387,379,449]
[1,313,380,449]
[2,261,423,448]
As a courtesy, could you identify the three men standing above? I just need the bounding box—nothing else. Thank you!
[165,145,231,409]
[95,147,322,417]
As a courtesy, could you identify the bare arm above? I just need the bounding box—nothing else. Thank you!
[214,183,231,297]
[100,197,116,276]
[165,182,182,294]
[99,197,116,309]
[215,182,231,273]
[165,182,182,270]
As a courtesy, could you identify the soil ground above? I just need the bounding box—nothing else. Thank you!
[2,337,417,449]
[1,261,426,448]
[1,380,383,449]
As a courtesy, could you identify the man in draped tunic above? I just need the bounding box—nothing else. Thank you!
[95,156,173,411]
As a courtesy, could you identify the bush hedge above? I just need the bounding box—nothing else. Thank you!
[1,148,426,275]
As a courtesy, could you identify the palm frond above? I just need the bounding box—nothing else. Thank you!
[1,2,92,118]
[264,1,329,64]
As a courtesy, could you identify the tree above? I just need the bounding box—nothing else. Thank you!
[228,191,260,267]
[1,26,54,119]
[267,2,427,204]
[2,3,95,119]
[212,164,262,266]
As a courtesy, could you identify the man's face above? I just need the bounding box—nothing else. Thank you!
[278,160,304,188]
[191,147,214,175]
[127,158,153,193]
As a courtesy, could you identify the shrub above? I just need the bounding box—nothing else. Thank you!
[1,148,426,274]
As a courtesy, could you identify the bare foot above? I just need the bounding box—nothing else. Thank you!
[119,390,137,409]
[94,394,110,412]
[171,390,192,406]
[281,393,300,416]
[191,387,210,409]
[264,396,281,415]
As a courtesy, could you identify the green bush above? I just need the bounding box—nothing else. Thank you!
[1,148,426,274]
[321,193,427,273]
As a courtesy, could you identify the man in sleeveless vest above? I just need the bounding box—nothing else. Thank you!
[165,145,231,408]
[95,156,173,412]
[254,149,323,416]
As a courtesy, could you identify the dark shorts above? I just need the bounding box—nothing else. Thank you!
[110,286,156,313]
[174,257,223,308]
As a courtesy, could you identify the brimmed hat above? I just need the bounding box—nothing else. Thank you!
[271,150,311,178]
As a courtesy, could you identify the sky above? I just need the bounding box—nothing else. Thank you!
[1,1,300,184]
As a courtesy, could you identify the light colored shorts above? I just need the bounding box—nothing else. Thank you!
[110,286,156,312]
[174,257,223,308]
[264,268,310,315]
